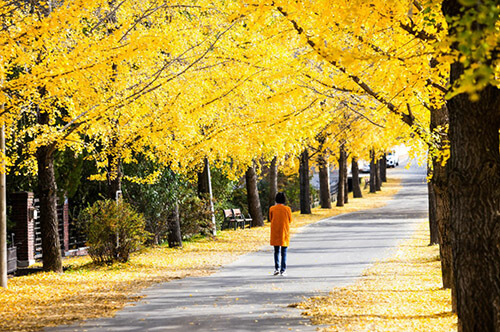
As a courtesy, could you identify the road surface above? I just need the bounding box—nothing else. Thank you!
[49,159,428,332]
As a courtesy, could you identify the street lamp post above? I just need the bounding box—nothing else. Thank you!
[205,158,216,236]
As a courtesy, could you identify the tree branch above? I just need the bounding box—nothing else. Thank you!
[275,6,415,127]
[399,21,439,42]
[273,5,440,144]
[340,101,385,129]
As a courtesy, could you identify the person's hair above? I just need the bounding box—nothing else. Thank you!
[275,192,286,204]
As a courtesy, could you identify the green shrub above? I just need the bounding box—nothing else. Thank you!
[124,163,220,243]
[80,199,150,264]
[179,194,213,237]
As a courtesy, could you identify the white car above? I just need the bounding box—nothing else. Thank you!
[386,151,399,167]
[358,160,371,173]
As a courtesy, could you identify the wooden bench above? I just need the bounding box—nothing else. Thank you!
[222,209,252,230]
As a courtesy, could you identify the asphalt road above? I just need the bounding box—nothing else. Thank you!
[49,158,428,332]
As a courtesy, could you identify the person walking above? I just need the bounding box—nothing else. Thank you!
[269,192,292,276]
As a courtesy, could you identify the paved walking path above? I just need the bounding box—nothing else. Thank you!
[49,159,428,332]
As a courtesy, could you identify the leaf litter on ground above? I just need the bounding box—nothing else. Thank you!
[1,178,403,331]
[295,221,457,331]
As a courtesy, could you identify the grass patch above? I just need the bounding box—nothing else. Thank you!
[296,221,458,331]
[0,178,401,331]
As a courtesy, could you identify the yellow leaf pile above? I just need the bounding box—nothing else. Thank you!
[296,222,457,331]
[0,178,400,332]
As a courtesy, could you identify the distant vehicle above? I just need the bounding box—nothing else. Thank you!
[359,160,370,173]
[386,151,399,167]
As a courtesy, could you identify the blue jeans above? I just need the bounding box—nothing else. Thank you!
[274,246,288,273]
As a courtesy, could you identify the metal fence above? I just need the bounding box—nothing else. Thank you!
[33,199,86,258]
[7,247,17,274]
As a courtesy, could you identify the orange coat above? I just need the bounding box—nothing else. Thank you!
[269,204,292,247]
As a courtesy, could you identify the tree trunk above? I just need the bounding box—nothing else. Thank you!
[427,167,439,246]
[432,156,454,291]
[351,157,362,198]
[107,141,122,201]
[380,155,387,182]
[369,151,376,193]
[167,202,182,248]
[440,2,500,325]
[37,112,62,273]
[429,102,454,292]
[344,161,348,204]
[268,157,278,215]
[336,146,346,207]
[375,159,382,191]
[428,101,448,253]
[197,159,209,198]
[245,163,264,226]
[299,150,311,214]
[443,2,500,329]
[447,84,500,332]
[318,153,331,209]
[107,159,122,200]
[426,53,454,295]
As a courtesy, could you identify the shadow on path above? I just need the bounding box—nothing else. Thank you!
[49,160,428,332]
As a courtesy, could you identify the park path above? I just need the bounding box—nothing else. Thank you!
[49,158,428,332]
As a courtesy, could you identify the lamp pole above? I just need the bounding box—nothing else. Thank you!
[205,158,216,236]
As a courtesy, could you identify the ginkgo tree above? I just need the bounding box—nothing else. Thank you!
[1,0,248,272]
[2,2,497,330]
[441,2,500,330]
[235,0,499,330]
[1,0,342,274]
